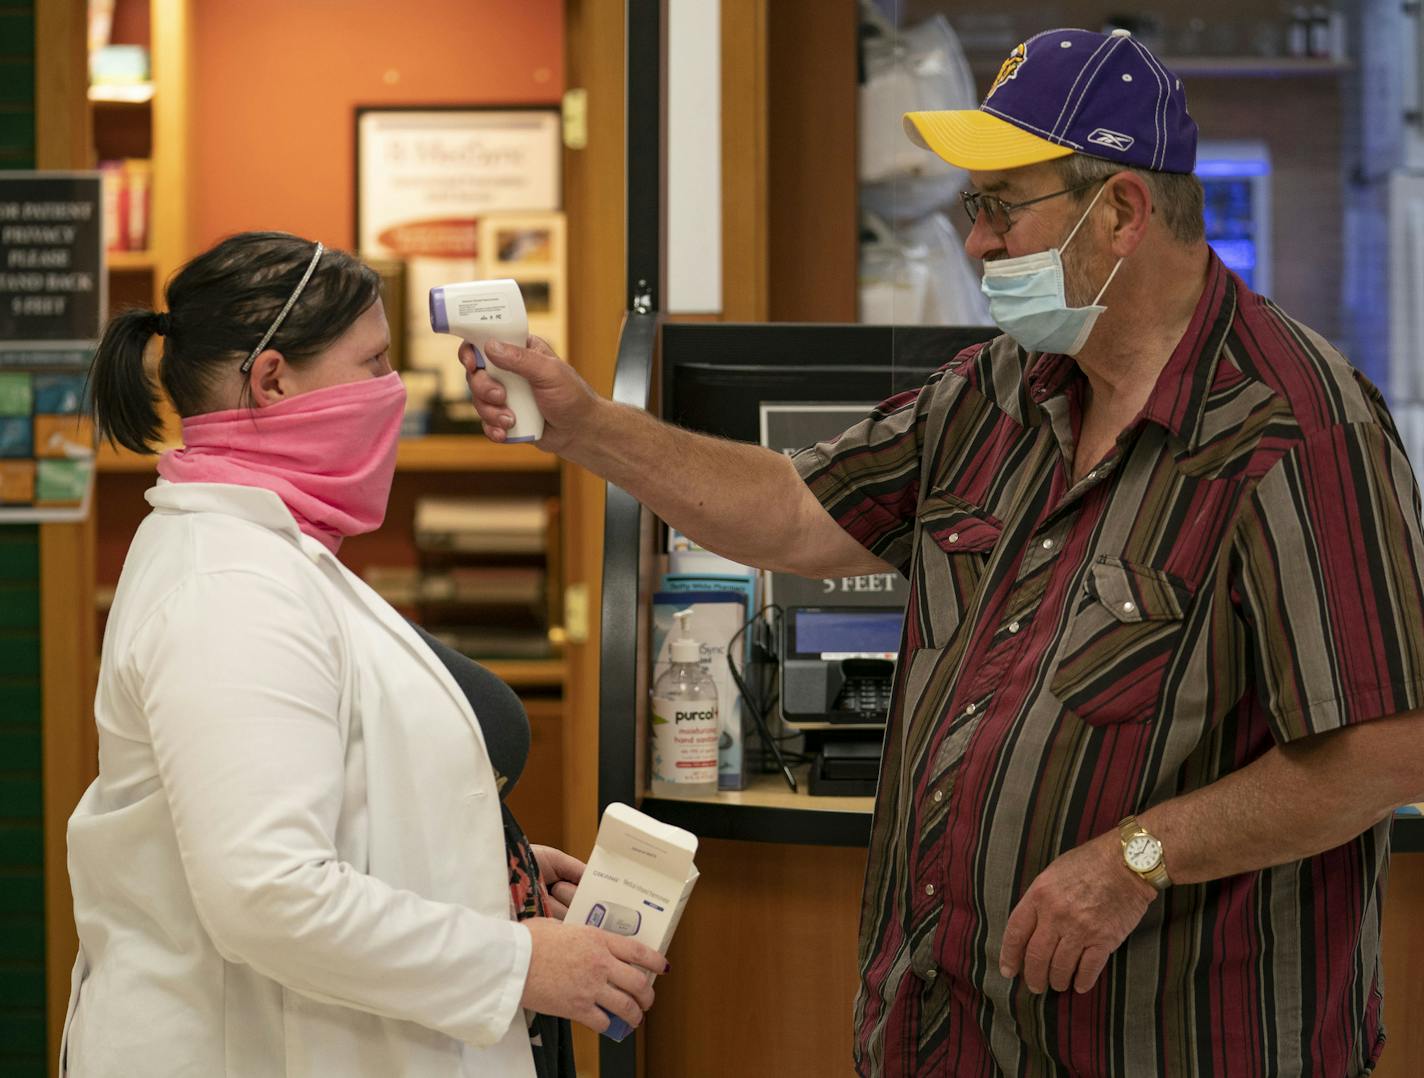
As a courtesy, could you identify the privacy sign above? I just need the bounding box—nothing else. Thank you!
[0,172,102,522]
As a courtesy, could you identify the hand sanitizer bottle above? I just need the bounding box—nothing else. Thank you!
[650,611,719,798]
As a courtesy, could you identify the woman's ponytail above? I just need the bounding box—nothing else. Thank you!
[86,308,165,454]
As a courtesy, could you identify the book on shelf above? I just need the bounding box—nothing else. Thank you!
[364,565,546,607]
[100,159,152,255]
[414,496,550,554]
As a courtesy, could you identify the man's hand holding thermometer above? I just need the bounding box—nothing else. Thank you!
[429,279,549,441]
[432,278,604,453]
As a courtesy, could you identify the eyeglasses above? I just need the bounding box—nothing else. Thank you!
[960,181,1104,236]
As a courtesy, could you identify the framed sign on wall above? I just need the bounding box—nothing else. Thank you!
[0,171,103,522]
[355,107,564,402]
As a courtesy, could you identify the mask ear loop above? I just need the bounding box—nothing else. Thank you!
[1092,257,1126,305]
[1058,180,1111,254]
[1060,179,1125,306]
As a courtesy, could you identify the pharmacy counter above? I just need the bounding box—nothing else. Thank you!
[644,774,1424,853]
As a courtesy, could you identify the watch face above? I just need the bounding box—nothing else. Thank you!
[1125,835,1163,873]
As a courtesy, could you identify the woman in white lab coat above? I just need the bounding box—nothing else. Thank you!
[63,232,665,1077]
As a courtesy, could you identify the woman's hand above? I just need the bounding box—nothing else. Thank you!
[521,918,667,1034]
[531,844,585,919]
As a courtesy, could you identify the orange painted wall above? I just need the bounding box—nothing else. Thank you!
[189,0,564,254]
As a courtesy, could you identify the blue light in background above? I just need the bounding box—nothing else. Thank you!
[1196,158,1272,178]
[1210,239,1258,288]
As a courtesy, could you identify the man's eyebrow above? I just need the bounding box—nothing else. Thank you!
[977,178,1013,195]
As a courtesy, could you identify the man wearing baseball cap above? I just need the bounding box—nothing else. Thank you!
[461,27,1424,1077]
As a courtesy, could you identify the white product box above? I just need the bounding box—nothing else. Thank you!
[563,802,700,1041]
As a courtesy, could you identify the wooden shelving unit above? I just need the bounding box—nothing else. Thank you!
[1165,55,1353,77]
[482,658,567,690]
[105,250,155,271]
[966,52,1352,81]
[88,81,155,104]
[398,436,556,472]
[87,0,568,692]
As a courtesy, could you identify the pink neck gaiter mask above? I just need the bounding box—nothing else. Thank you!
[158,371,407,554]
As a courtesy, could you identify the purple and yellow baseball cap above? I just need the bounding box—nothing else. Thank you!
[905,28,1198,174]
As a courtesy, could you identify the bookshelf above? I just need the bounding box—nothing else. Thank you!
[963,52,1354,80]
[86,0,571,749]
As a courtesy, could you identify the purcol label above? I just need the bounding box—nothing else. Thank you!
[650,698,719,785]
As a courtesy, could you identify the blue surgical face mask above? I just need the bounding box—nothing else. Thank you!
[980,184,1124,356]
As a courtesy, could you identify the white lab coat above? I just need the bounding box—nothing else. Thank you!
[62,481,537,1077]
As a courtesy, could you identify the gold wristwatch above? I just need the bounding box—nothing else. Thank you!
[1118,816,1172,891]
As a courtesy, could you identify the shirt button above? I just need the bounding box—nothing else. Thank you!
[1122,601,1136,614]
[1041,538,1054,551]
[1008,621,1021,634]
[925,967,938,981]
[925,883,936,897]
[965,702,977,715]
[948,532,960,544]
[933,789,944,804]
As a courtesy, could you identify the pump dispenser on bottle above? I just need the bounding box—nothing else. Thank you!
[650,610,720,797]
[428,278,545,442]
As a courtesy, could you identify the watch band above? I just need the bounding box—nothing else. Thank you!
[1118,815,1172,891]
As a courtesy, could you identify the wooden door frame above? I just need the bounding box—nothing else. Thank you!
[34,2,95,1071]
[561,1,631,1072]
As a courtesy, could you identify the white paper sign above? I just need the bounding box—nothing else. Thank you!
[356,110,561,398]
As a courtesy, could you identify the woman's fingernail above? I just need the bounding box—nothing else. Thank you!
[663,961,672,974]
[503,414,516,429]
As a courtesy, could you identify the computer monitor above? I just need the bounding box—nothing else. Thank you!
[661,322,997,444]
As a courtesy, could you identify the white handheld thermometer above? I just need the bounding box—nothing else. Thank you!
[585,901,643,937]
[428,278,545,443]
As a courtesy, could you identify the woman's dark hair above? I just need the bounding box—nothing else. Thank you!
[87,231,381,453]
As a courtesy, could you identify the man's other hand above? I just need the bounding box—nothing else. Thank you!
[998,831,1157,995]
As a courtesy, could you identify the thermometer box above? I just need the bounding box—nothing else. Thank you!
[562,802,700,1041]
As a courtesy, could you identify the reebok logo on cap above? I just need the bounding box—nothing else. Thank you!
[903,27,1198,175]
[1087,128,1136,152]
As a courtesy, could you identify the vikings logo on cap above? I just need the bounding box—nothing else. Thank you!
[988,43,1026,100]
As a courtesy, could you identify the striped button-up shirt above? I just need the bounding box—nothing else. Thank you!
[794,255,1424,1077]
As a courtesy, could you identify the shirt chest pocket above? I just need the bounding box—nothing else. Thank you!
[914,493,1003,650]
[1050,556,1194,726]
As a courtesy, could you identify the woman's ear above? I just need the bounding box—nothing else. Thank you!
[246,350,290,407]
[1106,171,1153,257]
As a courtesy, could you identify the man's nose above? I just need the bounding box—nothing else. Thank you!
[964,213,1003,262]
